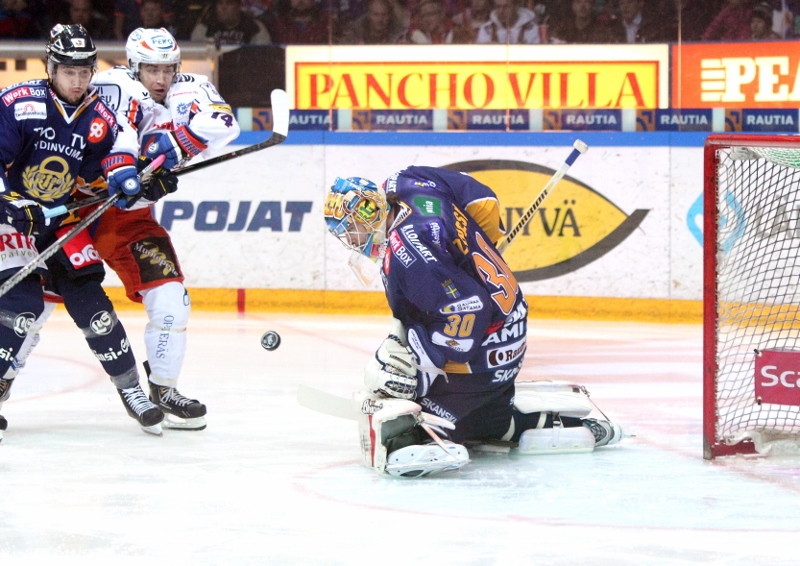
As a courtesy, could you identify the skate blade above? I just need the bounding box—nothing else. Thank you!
[162,415,206,431]
[141,423,163,436]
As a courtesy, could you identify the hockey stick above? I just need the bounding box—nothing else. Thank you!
[42,89,290,220]
[496,139,588,254]
[297,384,359,421]
[0,155,166,300]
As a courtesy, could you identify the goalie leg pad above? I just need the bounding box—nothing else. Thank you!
[517,425,595,455]
[355,390,469,477]
[514,380,593,418]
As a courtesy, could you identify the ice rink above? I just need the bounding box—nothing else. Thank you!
[2,309,800,565]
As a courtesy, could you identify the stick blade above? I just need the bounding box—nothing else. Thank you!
[270,89,290,137]
[297,385,358,421]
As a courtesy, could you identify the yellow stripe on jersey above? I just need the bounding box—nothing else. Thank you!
[465,198,504,245]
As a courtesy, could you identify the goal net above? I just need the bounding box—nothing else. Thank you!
[704,134,800,459]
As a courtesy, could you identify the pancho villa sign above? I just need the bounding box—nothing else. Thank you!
[286,45,669,110]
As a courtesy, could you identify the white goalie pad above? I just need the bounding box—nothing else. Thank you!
[354,390,469,477]
[513,380,593,418]
[517,425,595,455]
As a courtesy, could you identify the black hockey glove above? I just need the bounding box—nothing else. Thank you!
[0,191,47,236]
[120,156,179,209]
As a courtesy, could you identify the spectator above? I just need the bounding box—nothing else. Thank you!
[0,0,40,38]
[66,0,114,38]
[609,0,671,42]
[170,0,207,38]
[399,0,454,42]
[701,0,754,41]
[750,1,779,38]
[139,0,172,30]
[668,0,719,41]
[451,0,491,42]
[267,0,335,44]
[115,0,174,39]
[191,0,272,44]
[337,0,406,43]
[550,0,622,42]
[475,0,540,43]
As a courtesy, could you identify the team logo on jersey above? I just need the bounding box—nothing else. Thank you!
[413,196,441,216]
[399,225,436,263]
[132,237,180,282]
[486,337,526,368]
[427,221,442,246]
[90,311,115,336]
[12,312,35,338]
[388,231,415,267]
[2,86,45,106]
[14,101,46,121]
[441,279,460,298]
[440,295,483,314]
[22,156,74,202]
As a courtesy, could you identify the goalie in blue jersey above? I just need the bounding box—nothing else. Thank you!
[324,167,623,478]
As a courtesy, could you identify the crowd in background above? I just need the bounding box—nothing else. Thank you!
[0,0,797,45]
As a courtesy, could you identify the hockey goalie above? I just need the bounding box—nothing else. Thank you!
[322,167,624,478]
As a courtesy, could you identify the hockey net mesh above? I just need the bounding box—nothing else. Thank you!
[712,144,800,454]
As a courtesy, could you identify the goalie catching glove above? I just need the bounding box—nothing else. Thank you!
[143,126,208,170]
[0,190,48,236]
[364,320,418,400]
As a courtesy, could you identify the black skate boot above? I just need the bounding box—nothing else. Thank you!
[148,381,207,431]
[0,413,7,443]
[582,418,622,448]
[117,384,164,436]
[143,361,206,431]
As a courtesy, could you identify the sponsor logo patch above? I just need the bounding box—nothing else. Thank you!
[14,101,46,120]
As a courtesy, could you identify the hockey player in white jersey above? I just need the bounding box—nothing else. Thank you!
[3,28,241,432]
[88,28,241,429]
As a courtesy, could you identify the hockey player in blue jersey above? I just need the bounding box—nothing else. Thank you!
[0,24,165,441]
[324,166,622,477]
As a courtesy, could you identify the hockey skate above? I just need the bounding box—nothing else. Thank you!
[582,418,623,448]
[148,381,207,431]
[0,413,6,443]
[117,385,164,436]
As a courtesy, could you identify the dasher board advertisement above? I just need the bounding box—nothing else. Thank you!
[285,45,669,111]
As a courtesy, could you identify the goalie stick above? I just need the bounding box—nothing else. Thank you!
[496,139,588,254]
[42,88,291,220]
[0,155,166,300]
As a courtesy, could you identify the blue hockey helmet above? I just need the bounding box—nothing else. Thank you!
[324,177,388,261]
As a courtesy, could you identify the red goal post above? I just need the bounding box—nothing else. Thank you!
[704,134,800,459]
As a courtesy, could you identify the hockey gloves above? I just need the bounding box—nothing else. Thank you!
[364,333,418,400]
[0,191,47,236]
[137,156,178,204]
[102,153,141,209]
[142,126,208,170]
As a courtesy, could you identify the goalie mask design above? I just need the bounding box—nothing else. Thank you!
[324,177,388,261]
[126,27,181,76]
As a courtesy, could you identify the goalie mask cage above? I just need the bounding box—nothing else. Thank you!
[704,134,800,459]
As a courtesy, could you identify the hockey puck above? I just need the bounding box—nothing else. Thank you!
[261,331,281,351]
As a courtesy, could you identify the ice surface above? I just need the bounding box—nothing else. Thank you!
[2,312,800,565]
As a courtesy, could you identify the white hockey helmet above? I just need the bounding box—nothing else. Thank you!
[126,27,181,75]
[324,177,388,261]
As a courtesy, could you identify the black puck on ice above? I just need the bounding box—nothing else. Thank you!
[261,331,281,351]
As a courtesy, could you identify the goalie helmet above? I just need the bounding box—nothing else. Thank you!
[126,28,181,75]
[324,177,388,261]
[45,24,97,77]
